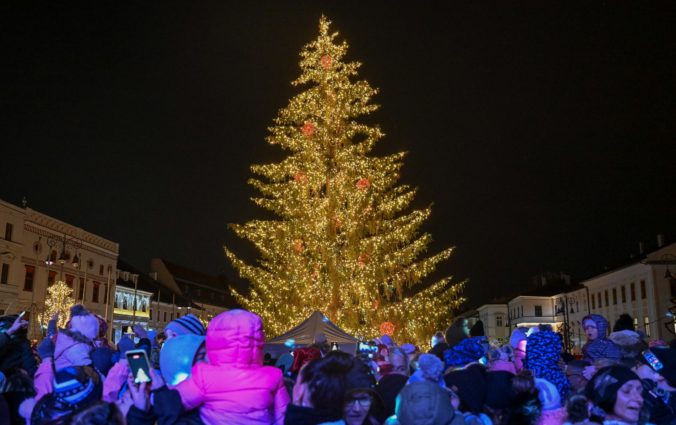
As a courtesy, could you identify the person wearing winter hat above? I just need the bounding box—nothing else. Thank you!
[584,365,646,425]
[173,309,289,425]
[54,305,99,370]
[443,336,487,370]
[159,334,206,386]
[28,365,103,425]
[509,327,529,373]
[523,329,571,401]
[408,354,446,388]
[376,347,410,419]
[581,314,622,363]
[385,381,482,425]
[443,364,487,415]
[163,314,205,339]
[613,314,636,333]
[534,378,567,425]
[342,356,383,425]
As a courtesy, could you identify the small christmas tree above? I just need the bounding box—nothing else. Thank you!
[43,280,75,329]
[226,16,465,344]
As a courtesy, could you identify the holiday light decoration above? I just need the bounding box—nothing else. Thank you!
[380,321,395,336]
[43,280,75,329]
[225,16,465,344]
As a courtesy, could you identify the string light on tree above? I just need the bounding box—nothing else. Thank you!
[225,16,465,344]
[43,280,75,329]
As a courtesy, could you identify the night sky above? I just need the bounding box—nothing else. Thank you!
[2,2,675,309]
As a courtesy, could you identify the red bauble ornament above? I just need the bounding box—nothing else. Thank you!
[380,321,395,335]
[301,121,316,137]
[357,252,370,269]
[320,55,332,70]
[294,172,308,184]
[356,178,371,190]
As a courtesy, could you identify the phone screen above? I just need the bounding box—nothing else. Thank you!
[126,350,152,383]
[642,350,663,371]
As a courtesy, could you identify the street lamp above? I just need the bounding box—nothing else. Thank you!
[44,234,81,275]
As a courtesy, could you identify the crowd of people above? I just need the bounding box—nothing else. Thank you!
[0,305,674,425]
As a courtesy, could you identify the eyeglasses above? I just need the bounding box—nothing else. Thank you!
[346,396,373,408]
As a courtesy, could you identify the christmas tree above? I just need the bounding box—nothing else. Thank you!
[225,16,465,344]
[42,280,75,329]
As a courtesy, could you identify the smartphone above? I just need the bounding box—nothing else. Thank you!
[126,349,152,383]
[18,311,26,319]
[642,350,664,371]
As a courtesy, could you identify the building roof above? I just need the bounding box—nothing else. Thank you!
[116,259,190,306]
[158,259,238,308]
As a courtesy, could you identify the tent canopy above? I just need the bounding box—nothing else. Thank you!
[267,311,358,345]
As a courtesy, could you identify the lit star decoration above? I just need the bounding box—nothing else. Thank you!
[225,16,465,345]
[43,280,75,328]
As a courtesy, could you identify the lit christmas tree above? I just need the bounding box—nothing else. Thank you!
[43,280,75,329]
[226,16,465,344]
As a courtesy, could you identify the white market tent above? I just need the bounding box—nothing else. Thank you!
[265,311,359,357]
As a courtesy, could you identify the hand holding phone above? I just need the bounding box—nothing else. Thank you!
[126,349,152,384]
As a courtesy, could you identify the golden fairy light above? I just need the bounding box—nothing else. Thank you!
[42,280,75,329]
[225,16,465,345]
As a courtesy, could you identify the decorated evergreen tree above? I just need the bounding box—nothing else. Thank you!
[226,17,465,344]
[42,280,75,329]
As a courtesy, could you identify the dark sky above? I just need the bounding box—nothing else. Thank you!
[2,1,675,309]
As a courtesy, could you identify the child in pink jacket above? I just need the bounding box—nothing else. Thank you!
[174,309,289,425]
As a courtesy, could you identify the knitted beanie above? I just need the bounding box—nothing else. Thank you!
[523,330,570,400]
[164,314,205,337]
[585,365,639,410]
[68,305,99,341]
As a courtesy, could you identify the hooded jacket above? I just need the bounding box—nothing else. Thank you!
[54,330,93,371]
[581,315,622,362]
[174,309,289,425]
[523,330,570,400]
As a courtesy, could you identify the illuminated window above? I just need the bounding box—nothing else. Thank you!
[643,316,650,337]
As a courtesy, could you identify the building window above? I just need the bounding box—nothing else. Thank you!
[99,264,104,276]
[496,316,503,327]
[671,279,676,298]
[621,286,626,303]
[24,265,35,292]
[640,280,646,299]
[643,316,650,337]
[591,294,596,309]
[612,288,617,305]
[163,311,167,322]
[65,274,74,288]
[598,293,602,308]
[1,264,9,284]
[534,305,543,317]
[92,282,100,303]
[5,223,13,241]
[170,313,174,320]
[604,290,609,307]
[48,270,56,286]
[78,278,85,301]
[633,317,638,329]
[630,282,636,301]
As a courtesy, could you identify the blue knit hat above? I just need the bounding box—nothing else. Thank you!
[164,314,205,337]
[523,330,570,400]
[444,336,487,368]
